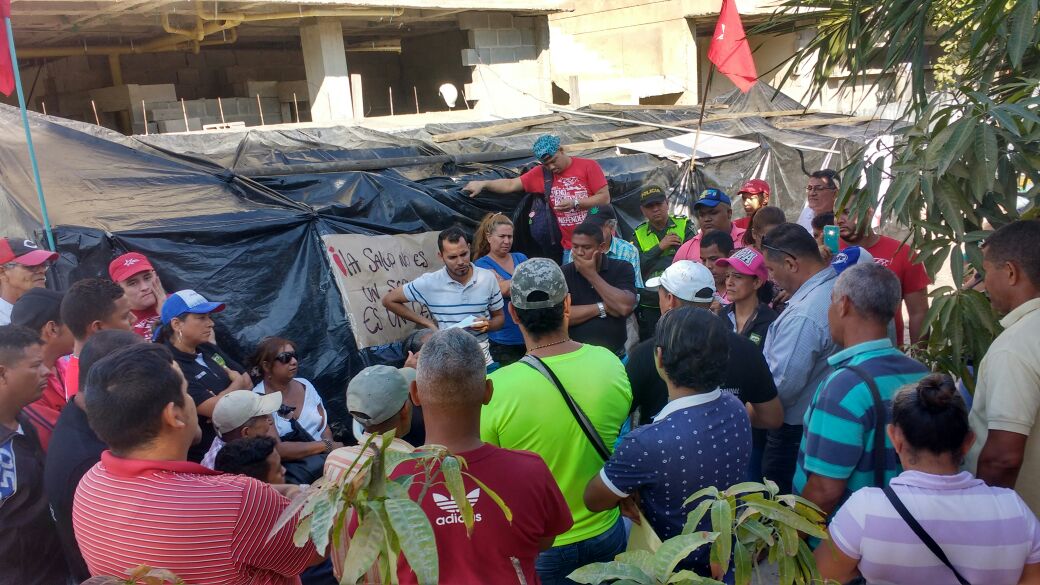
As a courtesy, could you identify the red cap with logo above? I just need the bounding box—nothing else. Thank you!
[738,179,771,195]
[109,252,155,283]
[3,238,59,266]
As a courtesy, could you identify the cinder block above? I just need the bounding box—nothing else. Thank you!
[490,48,516,64]
[457,11,490,30]
[516,46,538,61]
[177,68,201,86]
[497,29,522,47]
[520,29,535,46]
[148,108,184,121]
[468,29,499,48]
[488,12,513,28]
[514,16,536,29]
[461,49,480,67]
[277,80,309,102]
[158,118,202,133]
[224,66,256,83]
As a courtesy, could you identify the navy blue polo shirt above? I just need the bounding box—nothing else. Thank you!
[601,390,751,565]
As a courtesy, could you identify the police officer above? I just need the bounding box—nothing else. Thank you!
[631,185,696,340]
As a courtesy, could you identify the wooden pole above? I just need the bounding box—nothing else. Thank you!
[181,98,189,131]
[257,94,265,126]
[689,63,716,177]
[292,92,300,123]
[461,88,470,110]
[90,100,100,126]
[40,101,46,116]
[413,86,419,114]
[217,97,226,124]
[141,100,148,135]
[389,86,394,116]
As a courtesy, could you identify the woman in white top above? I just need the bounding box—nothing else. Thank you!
[250,337,341,462]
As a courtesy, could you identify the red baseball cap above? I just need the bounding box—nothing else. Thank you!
[109,252,155,283]
[0,239,13,265]
[3,238,58,266]
[738,179,771,195]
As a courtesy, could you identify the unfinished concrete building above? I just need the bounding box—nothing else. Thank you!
[5,0,568,133]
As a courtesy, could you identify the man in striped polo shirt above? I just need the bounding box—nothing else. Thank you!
[383,226,504,367]
[73,343,322,584]
[795,262,929,517]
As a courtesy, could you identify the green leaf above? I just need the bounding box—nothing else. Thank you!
[709,499,733,575]
[796,539,819,582]
[723,482,770,498]
[268,484,314,543]
[778,522,799,557]
[293,515,313,548]
[465,473,513,523]
[566,562,654,585]
[683,486,720,506]
[778,552,798,585]
[743,500,827,539]
[927,117,975,176]
[652,531,719,582]
[950,244,965,291]
[736,518,775,546]
[439,456,475,534]
[667,570,725,584]
[309,496,336,553]
[385,498,439,585]
[681,500,713,535]
[733,540,752,585]
[1007,0,1039,69]
[617,550,656,576]
[972,123,999,200]
[341,505,386,585]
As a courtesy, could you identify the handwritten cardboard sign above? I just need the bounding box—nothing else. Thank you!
[323,232,443,348]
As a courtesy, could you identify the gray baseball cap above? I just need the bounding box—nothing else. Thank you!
[347,365,411,426]
[510,258,568,309]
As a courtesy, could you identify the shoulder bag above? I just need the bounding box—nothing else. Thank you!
[521,354,610,461]
[882,485,972,585]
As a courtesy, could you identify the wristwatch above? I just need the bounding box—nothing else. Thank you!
[571,198,580,211]
[597,302,607,319]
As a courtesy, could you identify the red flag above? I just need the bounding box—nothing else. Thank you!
[0,0,13,97]
[708,0,758,93]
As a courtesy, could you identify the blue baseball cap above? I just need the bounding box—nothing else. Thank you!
[533,134,561,160]
[831,246,875,275]
[160,289,226,325]
[693,188,732,209]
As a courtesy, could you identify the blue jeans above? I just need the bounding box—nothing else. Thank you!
[536,517,626,585]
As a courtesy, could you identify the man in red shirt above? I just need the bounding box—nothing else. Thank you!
[673,189,747,264]
[734,179,771,230]
[109,252,165,341]
[397,328,572,585]
[73,343,322,584]
[58,278,134,399]
[462,135,610,256]
[11,289,74,449]
[837,200,930,346]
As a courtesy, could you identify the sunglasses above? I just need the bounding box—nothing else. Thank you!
[762,243,797,260]
[274,351,297,364]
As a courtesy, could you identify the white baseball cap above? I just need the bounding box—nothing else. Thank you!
[212,390,282,435]
[645,260,716,303]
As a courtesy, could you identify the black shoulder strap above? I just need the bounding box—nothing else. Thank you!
[841,364,887,488]
[883,485,972,585]
[521,354,611,461]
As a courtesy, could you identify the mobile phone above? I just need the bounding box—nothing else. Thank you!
[823,225,840,253]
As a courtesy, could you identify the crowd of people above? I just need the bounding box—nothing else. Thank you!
[1,133,1039,585]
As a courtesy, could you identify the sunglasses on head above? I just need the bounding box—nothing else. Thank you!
[274,351,297,364]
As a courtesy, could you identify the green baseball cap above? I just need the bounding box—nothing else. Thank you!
[510,258,568,309]
[347,365,410,426]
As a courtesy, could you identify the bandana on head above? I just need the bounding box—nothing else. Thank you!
[533,135,561,160]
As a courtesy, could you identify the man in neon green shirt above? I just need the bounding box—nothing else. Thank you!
[481,257,633,585]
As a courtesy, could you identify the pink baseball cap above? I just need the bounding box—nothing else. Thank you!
[109,252,155,283]
[716,247,768,281]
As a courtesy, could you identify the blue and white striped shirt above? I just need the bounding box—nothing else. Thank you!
[403,265,504,364]
[763,266,839,425]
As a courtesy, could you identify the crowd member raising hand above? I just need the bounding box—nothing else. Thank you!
[108,252,167,341]
[155,289,251,463]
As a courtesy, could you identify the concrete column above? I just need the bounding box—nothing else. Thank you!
[300,18,352,123]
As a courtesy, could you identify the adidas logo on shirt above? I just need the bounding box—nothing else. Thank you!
[431,489,483,526]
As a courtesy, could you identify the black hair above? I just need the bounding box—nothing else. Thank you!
[891,374,969,461]
[984,220,1040,286]
[513,300,566,339]
[762,223,823,263]
[654,307,729,391]
[83,343,183,452]
[756,280,776,304]
[404,328,434,354]
[155,312,190,345]
[701,230,735,255]
[811,212,836,230]
[0,325,43,368]
[573,221,605,245]
[810,169,840,189]
[214,436,279,482]
[437,226,471,252]
[60,278,125,340]
[78,330,145,392]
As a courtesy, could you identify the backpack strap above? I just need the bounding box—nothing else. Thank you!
[520,354,611,461]
[841,364,887,488]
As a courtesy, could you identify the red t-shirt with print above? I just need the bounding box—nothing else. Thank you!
[130,306,161,341]
[394,444,573,585]
[842,235,931,345]
[519,158,609,250]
